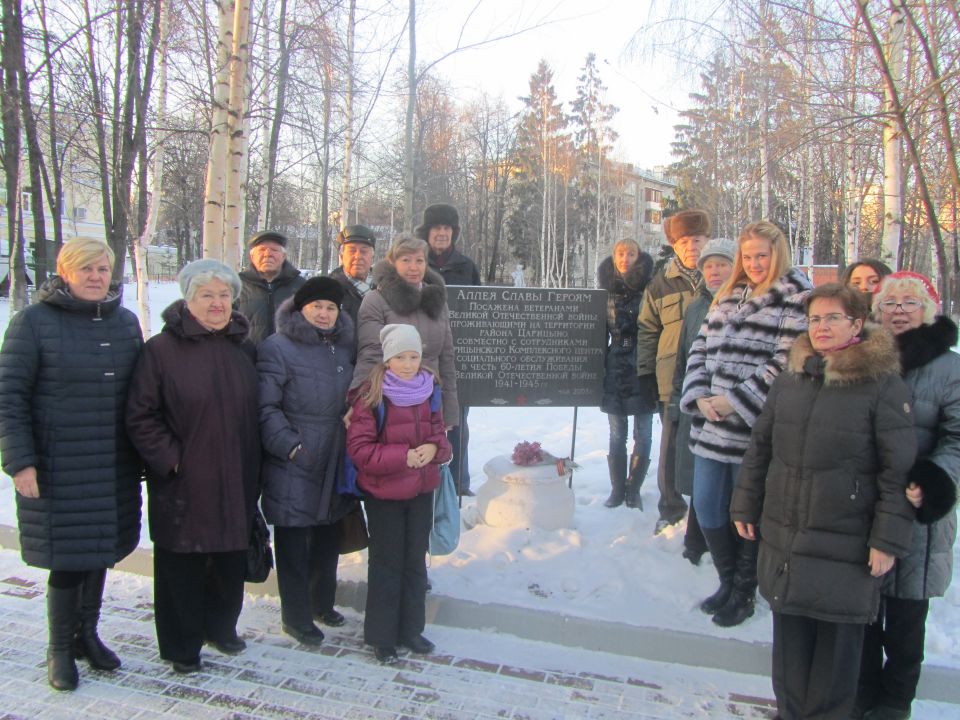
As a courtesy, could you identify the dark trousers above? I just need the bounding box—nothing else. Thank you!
[772,612,864,720]
[657,404,688,523]
[448,407,470,493]
[152,546,246,664]
[48,570,87,589]
[858,596,929,712]
[363,492,432,647]
[275,524,340,631]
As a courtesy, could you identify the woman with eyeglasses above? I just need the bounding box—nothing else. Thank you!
[730,282,916,720]
[680,221,812,627]
[854,271,960,720]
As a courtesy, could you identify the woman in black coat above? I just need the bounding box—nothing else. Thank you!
[257,277,356,646]
[597,239,655,509]
[0,238,143,691]
[731,283,916,720]
[126,259,260,674]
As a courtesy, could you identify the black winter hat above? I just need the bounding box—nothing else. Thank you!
[415,203,460,244]
[248,229,288,248]
[336,224,377,247]
[294,276,344,311]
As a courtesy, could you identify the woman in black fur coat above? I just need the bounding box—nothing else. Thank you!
[597,239,655,508]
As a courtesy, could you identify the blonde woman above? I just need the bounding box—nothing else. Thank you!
[680,221,812,627]
[0,238,144,691]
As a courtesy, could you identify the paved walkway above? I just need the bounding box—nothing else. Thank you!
[0,560,788,720]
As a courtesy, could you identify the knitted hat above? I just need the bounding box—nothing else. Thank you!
[664,210,711,245]
[248,230,288,249]
[886,271,939,304]
[415,203,460,244]
[178,258,242,300]
[381,323,422,361]
[293,276,344,311]
[336,224,377,248]
[697,237,736,270]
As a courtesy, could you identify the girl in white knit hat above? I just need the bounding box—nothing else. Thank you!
[346,324,452,664]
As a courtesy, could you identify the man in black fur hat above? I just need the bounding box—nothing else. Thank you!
[416,203,480,495]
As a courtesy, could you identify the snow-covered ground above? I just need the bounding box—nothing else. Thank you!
[1,282,958,671]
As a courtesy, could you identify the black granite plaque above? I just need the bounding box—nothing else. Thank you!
[447,285,607,407]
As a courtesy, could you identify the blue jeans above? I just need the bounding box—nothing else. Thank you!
[692,455,740,529]
[607,413,653,461]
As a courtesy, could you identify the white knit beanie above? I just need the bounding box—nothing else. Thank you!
[380,324,422,361]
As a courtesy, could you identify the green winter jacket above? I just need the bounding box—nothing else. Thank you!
[636,259,701,401]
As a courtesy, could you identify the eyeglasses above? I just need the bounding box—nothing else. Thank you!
[878,299,923,314]
[807,313,855,327]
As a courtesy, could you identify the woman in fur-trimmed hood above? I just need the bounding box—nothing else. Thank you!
[351,233,459,426]
[731,283,916,720]
[855,272,960,720]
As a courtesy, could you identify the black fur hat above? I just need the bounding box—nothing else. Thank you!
[415,203,460,244]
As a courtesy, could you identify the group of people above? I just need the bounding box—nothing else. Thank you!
[596,213,958,720]
[1,207,956,720]
[0,202,478,690]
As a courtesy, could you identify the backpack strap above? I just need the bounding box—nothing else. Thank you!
[375,401,386,435]
[430,384,442,413]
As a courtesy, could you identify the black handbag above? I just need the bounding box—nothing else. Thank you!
[245,508,274,583]
[337,505,369,555]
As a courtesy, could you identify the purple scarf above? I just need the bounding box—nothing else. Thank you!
[382,369,434,407]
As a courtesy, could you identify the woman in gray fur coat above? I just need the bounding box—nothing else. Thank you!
[258,277,356,647]
[855,272,960,720]
[680,221,812,627]
[351,234,459,427]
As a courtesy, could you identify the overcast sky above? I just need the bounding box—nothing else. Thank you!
[414,0,697,170]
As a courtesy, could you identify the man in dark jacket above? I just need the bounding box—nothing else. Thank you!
[236,230,305,345]
[416,203,479,495]
[637,209,709,535]
[329,224,377,330]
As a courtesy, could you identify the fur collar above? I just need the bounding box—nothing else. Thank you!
[371,259,448,319]
[597,254,654,297]
[896,315,958,374]
[724,267,812,326]
[274,297,355,347]
[787,325,900,385]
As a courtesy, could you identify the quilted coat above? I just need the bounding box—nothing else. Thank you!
[126,301,260,553]
[883,316,960,600]
[731,328,917,623]
[680,267,812,463]
[0,277,144,570]
[351,260,459,425]
[346,381,452,501]
[257,299,356,527]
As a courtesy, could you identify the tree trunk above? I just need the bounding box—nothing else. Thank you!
[876,0,904,265]
[38,0,64,257]
[1,0,28,309]
[339,0,356,230]
[202,0,235,260]
[223,0,252,269]
[261,0,289,231]
[403,0,416,230]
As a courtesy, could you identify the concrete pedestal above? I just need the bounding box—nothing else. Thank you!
[476,455,574,530]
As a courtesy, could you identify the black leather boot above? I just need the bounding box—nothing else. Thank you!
[713,536,759,627]
[700,525,738,614]
[604,453,627,508]
[74,569,121,671]
[47,585,81,691]
[624,454,649,509]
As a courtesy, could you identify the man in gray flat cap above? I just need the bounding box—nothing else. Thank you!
[236,230,305,345]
